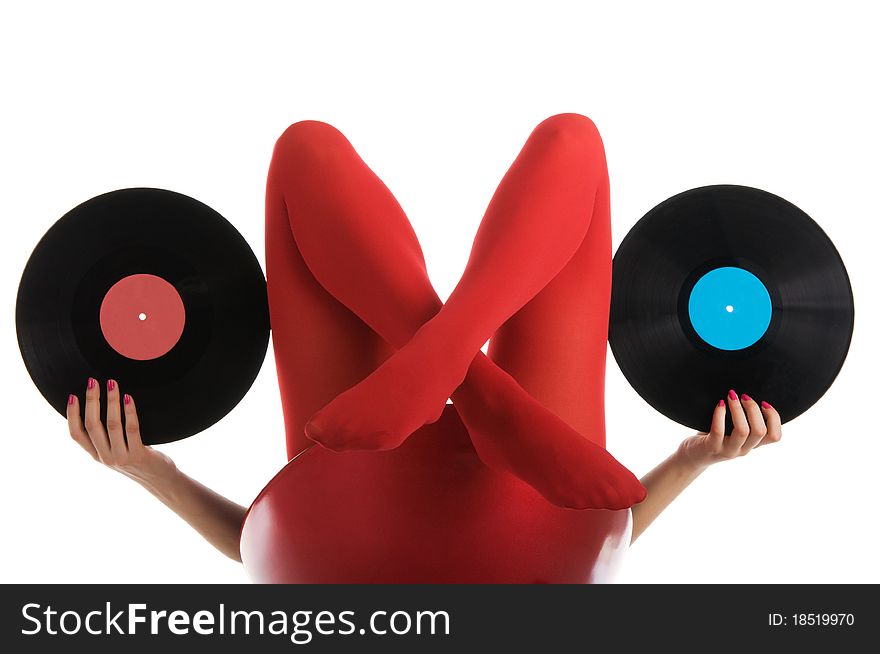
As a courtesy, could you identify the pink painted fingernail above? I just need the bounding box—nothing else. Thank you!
[68,394,75,405]
[761,400,772,409]
[741,393,752,402]
[107,379,115,392]
[718,399,725,407]
[87,377,96,390]
[728,389,738,401]
[124,394,131,405]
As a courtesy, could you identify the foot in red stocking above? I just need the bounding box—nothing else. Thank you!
[304,323,471,451]
[453,358,646,510]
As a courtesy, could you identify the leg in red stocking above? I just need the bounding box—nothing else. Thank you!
[270,116,644,509]
[265,144,394,461]
[488,152,613,448]
[453,162,630,506]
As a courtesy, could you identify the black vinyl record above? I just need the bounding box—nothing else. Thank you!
[609,185,854,433]
[16,188,270,444]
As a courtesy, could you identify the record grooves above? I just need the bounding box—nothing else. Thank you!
[16,188,270,444]
[609,185,854,433]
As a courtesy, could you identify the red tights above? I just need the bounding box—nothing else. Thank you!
[264,114,645,510]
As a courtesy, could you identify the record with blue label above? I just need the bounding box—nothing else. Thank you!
[608,185,854,433]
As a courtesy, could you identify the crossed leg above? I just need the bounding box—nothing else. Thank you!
[265,114,645,510]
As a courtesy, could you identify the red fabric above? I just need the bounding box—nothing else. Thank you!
[239,405,632,583]
[264,114,645,510]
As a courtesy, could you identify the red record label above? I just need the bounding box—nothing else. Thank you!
[99,273,186,361]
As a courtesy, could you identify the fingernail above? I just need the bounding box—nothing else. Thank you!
[87,377,96,390]
[107,379,115,392]
[68,393,75,405]
[718,399,725,407]
[741,393,752,402]
[124,394,131,405]
[761,400,772,409]
[728,389,738,401]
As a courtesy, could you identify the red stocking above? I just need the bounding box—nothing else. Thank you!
[266,114,645,510]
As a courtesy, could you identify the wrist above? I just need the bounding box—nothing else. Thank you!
[673,442,710,478]
[126,457,180,492]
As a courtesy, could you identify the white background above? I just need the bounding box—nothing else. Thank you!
[1,1,877,584]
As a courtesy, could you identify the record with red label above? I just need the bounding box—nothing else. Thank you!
[15,188,270,444]
[609,185,854,433]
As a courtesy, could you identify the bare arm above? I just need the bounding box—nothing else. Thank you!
[128,460,247,562]
[66,377,247,562]
[631,390,783,544]
[630,447,706,544]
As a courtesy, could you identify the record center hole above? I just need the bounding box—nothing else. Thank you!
[138,312,147,321]
[725,305,734,313]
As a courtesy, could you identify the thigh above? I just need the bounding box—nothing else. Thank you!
[266,162,393,460]
[486,166,611,446]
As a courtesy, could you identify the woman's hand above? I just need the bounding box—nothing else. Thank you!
[677,389,782,471]
[66,377,176,485]
[630,389,783,544]
[66,376,246,561]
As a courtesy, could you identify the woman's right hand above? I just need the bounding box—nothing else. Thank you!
[66,376,246,562]
[66,377,177,485]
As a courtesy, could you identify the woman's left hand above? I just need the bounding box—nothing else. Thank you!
[677,390,782,470]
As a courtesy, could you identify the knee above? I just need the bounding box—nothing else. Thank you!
[272,120,349,167]
[531,113,603,151]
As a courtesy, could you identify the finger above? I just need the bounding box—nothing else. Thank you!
[105,379,126,453]
[83,376,110,458]
[123,393,144,450]
[706,399,726,453]
[739,393,768,452]
[66,393,98,460]
[756,400,782,447]
[724,389,749,454]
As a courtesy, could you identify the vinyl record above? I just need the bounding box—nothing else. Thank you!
[609,185,854,433]
[16,188,270,444]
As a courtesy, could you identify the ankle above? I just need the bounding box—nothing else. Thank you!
[419,313,485,363]
[408,319,477,390]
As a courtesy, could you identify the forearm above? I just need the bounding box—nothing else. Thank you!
[630,447,706,544]
[130,463,248,562]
